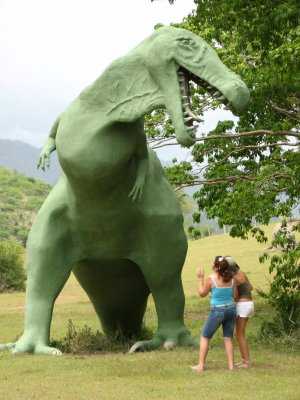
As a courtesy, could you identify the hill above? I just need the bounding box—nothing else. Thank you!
[0,139,177,187]
[0,141,220,243]
[0,139,60,185]
[0,167,51,244]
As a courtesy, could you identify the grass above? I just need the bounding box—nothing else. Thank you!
[0,224,299,400]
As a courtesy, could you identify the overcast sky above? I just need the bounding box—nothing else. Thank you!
[0,0,231,160]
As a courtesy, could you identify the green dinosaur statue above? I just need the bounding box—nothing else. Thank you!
[0,26,249,355]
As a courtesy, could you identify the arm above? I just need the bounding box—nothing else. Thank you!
[236,270,254,291]
[128,128,149,202]
[233,279,239,301]
[196,268,212,298]
[37,116,60,171]
[245,274,254,291]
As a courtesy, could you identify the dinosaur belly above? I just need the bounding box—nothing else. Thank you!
[70,195,138,260]
[55,115,138,183]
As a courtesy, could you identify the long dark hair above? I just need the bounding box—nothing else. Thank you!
[213,256,233,282]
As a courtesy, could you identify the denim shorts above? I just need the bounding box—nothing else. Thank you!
[201,304,237,339]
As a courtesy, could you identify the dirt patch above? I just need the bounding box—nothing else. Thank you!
[184,312,208,320]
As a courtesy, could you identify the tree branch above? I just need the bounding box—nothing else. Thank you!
[196,130,300,142]
[270,101,300,124]
[171,173,291,189]
[150,136,178,149]
[197,141,298,159]
[193,141,297,176]
[148,131,299,150]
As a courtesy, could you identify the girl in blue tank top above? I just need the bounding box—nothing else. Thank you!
[190,256,238,372]
[210,275,235,306]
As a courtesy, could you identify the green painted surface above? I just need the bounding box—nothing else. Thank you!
[0,27,249,354]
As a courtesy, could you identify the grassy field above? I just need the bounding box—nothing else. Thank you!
[0,225,299,400]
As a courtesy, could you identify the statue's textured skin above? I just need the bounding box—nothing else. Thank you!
[0,27,249,355]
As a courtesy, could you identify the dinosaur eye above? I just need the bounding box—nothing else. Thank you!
[181,39,190,45]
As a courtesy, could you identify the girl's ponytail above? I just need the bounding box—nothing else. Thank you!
[214,257,233,282]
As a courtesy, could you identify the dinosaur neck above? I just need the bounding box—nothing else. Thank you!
[79,55,164,122]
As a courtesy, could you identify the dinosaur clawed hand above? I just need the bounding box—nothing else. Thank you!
[37,137,56,171]
[37,152,51,171]
[128,178,145,202]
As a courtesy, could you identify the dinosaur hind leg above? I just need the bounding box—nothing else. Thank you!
[0,189,81,355]
[73,258,150,338]
[129,220,198,352]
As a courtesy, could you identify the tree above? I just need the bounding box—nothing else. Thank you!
[146,1,300,333]
[171,0,300,241]
[258,221,300,334]
[0,240,26,292]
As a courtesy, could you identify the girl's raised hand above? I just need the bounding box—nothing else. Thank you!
[196,268,205,279]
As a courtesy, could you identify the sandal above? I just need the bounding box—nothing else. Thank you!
[189,365,204,372]
[236,360,251,368]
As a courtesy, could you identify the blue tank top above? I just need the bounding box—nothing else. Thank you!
[210,275,234,306]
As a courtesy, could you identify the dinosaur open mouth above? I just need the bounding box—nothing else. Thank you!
[178,67,233,137]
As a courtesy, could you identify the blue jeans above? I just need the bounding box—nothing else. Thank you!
[201,304,237,338]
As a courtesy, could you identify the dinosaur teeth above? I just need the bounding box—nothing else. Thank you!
[184,116,193,123]
[186,125,198,138]
[213,91,221,97]
[186,125,196,132]
[218,95,226,101]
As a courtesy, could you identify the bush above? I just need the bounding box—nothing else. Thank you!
[50,320,153,354]
[0,240,26,292]
[256,320,300,351]
[187,224,215,240]
[258,221,300,334]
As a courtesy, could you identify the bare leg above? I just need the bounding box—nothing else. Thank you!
[236,316,250,360]
[224,337,235,370]
[190,336,210,372]
[235,316,250,364]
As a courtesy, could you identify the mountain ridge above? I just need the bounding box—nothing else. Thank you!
[0,139,60,185]
[0,139,174,186]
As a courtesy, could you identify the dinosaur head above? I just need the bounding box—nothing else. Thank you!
[141,26,250,148]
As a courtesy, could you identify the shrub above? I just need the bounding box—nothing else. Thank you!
[258,221,300,334]
[256,320,300,351]
[50,320,153,354]
[0,240,26,292]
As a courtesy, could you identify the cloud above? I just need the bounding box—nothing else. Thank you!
[0,126,46,148]
[0,0,195,149]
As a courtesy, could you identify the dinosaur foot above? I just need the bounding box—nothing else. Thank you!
[129,326,198,353]
[0,339,62,356]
